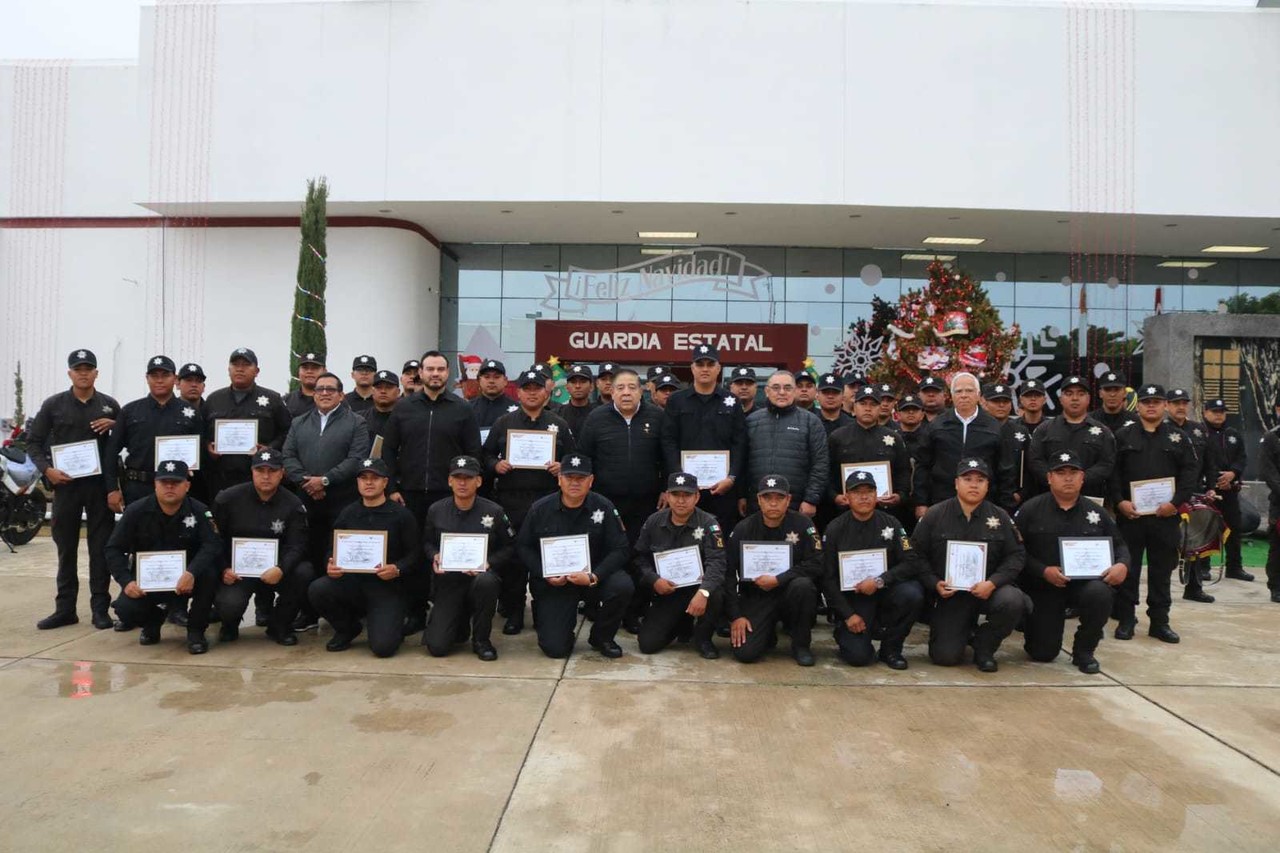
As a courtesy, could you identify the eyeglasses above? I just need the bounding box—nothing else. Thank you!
[315,387,341,394]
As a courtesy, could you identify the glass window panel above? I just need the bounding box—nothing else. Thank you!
[1238,259,1280,288]
[611,245,682,303]
[455,299,503,356]
[1183,285,1239,313]
[502,245,561,300]
[1015,307,1072,340]
[499,298,557,353]
[783,303,845,369]
[955,252,1017,307]
[620,299,672,322]
[677,300,729,324]
[1126,283,1180,314]
[784,247,842,302]
[1013,280,1071,309]
[726,301,776,324]
[843,248,902,303]
[451,244,503,298]
[727,247,786,303]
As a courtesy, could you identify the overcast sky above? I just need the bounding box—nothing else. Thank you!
[0,0,1262,62]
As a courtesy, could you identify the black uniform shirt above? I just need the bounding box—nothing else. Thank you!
[1168,417,1211,490]
[363,406,395,445]
[329,499,423,577]
[344,390,374,416]
[1092,408,1135,437]
[202,384,293,491]
[904,497,1025,590]
[103,394,203,483]
[821,509,912,619]
[1202,422,1246,493]
[471,394,517,430]
[381,391,482,494]
[482,407,576,495]
[553,400,599,438]
[515,491,630,581]
[660,387,748,483]
[1026,416,1115,500]
[1108,420,1200,509]
[212,482,308,574]
[1013,492,1130,586]
[1259,426,1280,510]
[826,421,911,503]
[817,410,854,437]
[27,388,122,476]
[105,494,221,585]
[724,510,823,620]
[283,389,316,418]
[1001,414,1048,499]
[633,506,727,593]
[422,494,516,571]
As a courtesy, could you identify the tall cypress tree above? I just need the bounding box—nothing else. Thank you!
[290,178,329,390]
[13,360,24,426]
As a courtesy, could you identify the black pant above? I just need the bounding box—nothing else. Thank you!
[308,574,409,657]
[699,489,739,542]
[424,570,501,656]
[611,494,659,622]
[296,491,357,619]
[1114,515,1180,627]
[215,562,315,634]
[493,489,544,621]
[1025,579,1114,661]
[112,577,215,636]
[530,572,634,658]
[731,576,820,663]
[637,586,724,654]
[50,478,115,617]
[1267,514,1280,593]
[121,478,152,506]
[832,580,924,666]
[928,585,1025,666]
[1219,491,1243,573]
[401,489,451,619]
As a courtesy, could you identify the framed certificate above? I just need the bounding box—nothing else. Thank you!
[231,537,278,578]
[680,451,730,488]
[136,550,186,592]
[214,419,259,455]
[654,545,703,588]
[739,541,792,581]
[1083,495,1105,506]
[369,435,384,459]
[51,439,102,479]
[506,429,556,470]
[332,529,388,573]
[839,548,887,591]
[439,532,488,572]
[155,434,201,471]
[1130,477,1175,515]
[539,534,591,577]
[944,540,988,591]
[1059,537,1114,579]
[840,461,892,499]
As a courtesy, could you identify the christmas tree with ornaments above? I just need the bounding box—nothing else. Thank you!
[869,261,1021,388]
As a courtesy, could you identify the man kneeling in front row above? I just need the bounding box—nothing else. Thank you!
[108,460,221,654]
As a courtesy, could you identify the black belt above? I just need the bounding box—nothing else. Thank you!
[124,469,152,483]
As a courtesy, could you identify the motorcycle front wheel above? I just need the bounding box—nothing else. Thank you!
[2,494,47,546]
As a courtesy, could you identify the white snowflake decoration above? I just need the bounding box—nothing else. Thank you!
[831,326,887,379]
[1006,331,1063,412]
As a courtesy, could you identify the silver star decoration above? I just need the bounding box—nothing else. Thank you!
[102,405,113,413]
[785,531,800,544]
[723,396,735,407]
[675,475,686,485]
[571,456,581,466]
[271,519,285,534]
[1089,426,1102,436]
[481,515,494,528]
[766,478,777,487]
[1086,510,1101,525]
[360,357,369,363]
[186,364,196,371]
[1169,433,1182,443]
[182,407,195,418]
[362,459,374,467]
[881,526,894,540]
[1193,428,1203,438]
[547,424,559,434]
[591,509,605,524]
[164,462,176,472]
[486,361,496,368]
[152,357,163,366]
[882,435,896,446]
[1059,453,1071,462]
[456,458,467,467]
[856,472,868,481]
[968,460,979,468]
[507,405,519,413]
[256,395,269,407]
[1228,436,1237,444]
[236,348,247,355]
[1123,420,1135,428]
[698,346,709,353]
[76,350,86,358]
[183,515,196,528]
[692,527,704,541]
[985,516,1000,529]
[1014,431,1026,442]
[1146,386,1156,394]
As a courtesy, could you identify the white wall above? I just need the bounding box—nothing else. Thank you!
[0,224,440,416]
[131,0,1280,217]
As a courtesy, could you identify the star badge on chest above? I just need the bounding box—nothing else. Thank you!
[1228,436,1237,444]
[182,407,195,419]
[881,526,894,540]
[1014,432,1026,443]
[882,434,896,446]
[547,424,559,434]
[1169,432,1182,443]
[985,515,1001,530]
[1193,429,1203,438]
[481,515,494,529]
[102,405,113,414]
[591,509,605,524]
[507,405,519,414]
[271,519,285,534]
[256,395,269,408]
[785,531,800,544]
[723,396,735,408]
[692,527,704,541]
[1085,510,1101,525]
[1089,426,1102,436]
[183,514,196,529]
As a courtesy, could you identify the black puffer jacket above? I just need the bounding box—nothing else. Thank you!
[743,403,829,505]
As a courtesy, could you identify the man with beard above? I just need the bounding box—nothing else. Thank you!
[345,354,378,416]
[363,370,402,453]
[471,359,514,438]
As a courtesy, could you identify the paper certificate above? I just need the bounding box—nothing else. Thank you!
[944,540,988,591]
[214,419,259,455]
[51,440,102,479]
[136,550,186,592]
[1059,537,1114,579]
[839,548,888,591]
[1130,477,1175,515]
[539,534,591,577]
[332,529,388,573]
[369,435,384,459]
[841,461,892,499]
[655,545,703,588]
[740,542,792,580]
[1084,495,1105,506]
[231,537,278,578]
[680,451,730,488]
[506,429,556,470]
[439,533,488,572]
[155,434,201,471]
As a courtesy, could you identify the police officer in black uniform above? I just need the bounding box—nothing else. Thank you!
[400,360,421,396]
[554,364,598,436]
[212,450,311,645]
[283,351,326,417]
[633,472,727,659]
[822,470,923,670]
[309,457,422,657]
[917,375,947,422]
[906,458,1026,671]
[345,354,377,415]
[103,355,203,512]
[1203,397,1252,582]
[661,345,748,537]
[1001,379,1048,505]
[363,370,401,449]
[27,349,121,630]
[422,456,513,661]
[1026,376,1115,502]
[594,363,617,406]
[650,373,680,409]
[826,387,910,533]
[108,460,221,653]
[1109,384,1200,643]
[1260,394,1280,603]
[1092,372,1134,435]
[981,382,1014,425]
[176,362,211,504]
[471,359,513,431]
[913,373,1016,514]
[727,366,759,416]
[1015,451,1130,673]
[841,371,867,417]
[725,475,823,666]
[1165,387,1216,596]
[516,454,633,659]
[202,347,293,500]
[483,368,575,634]
[815,373,853,437]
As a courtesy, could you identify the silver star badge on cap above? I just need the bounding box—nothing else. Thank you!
[968,460,979,468]
[571,456,581,466]
[1060,453,1070,462]
[165,462,176,472]
[76,350,86,358]
[698,346,708,353]
[186,364,196,371]
[260,452,270,461]
[456,458,466,467]
[236,348,247,355]
[153,357,163,366]
[856,472,868,480]
[766,478,777,487]
[675,475,686,485]
[360,357,368,363]
[1146,386,1156,394]
[362,459,373,467]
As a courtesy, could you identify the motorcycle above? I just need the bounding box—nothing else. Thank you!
[1,429,50,550]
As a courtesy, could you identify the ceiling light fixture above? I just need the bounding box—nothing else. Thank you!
[1201,245,1268,253]
[640,247,690,256]
[923,236,986,246]
[902,253,956,262]
[638,231,698,239]
[1157,260,1216,269]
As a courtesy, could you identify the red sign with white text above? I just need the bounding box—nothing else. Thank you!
[535,321,808,367]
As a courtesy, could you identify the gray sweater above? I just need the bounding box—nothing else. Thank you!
[282,403,370,491]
